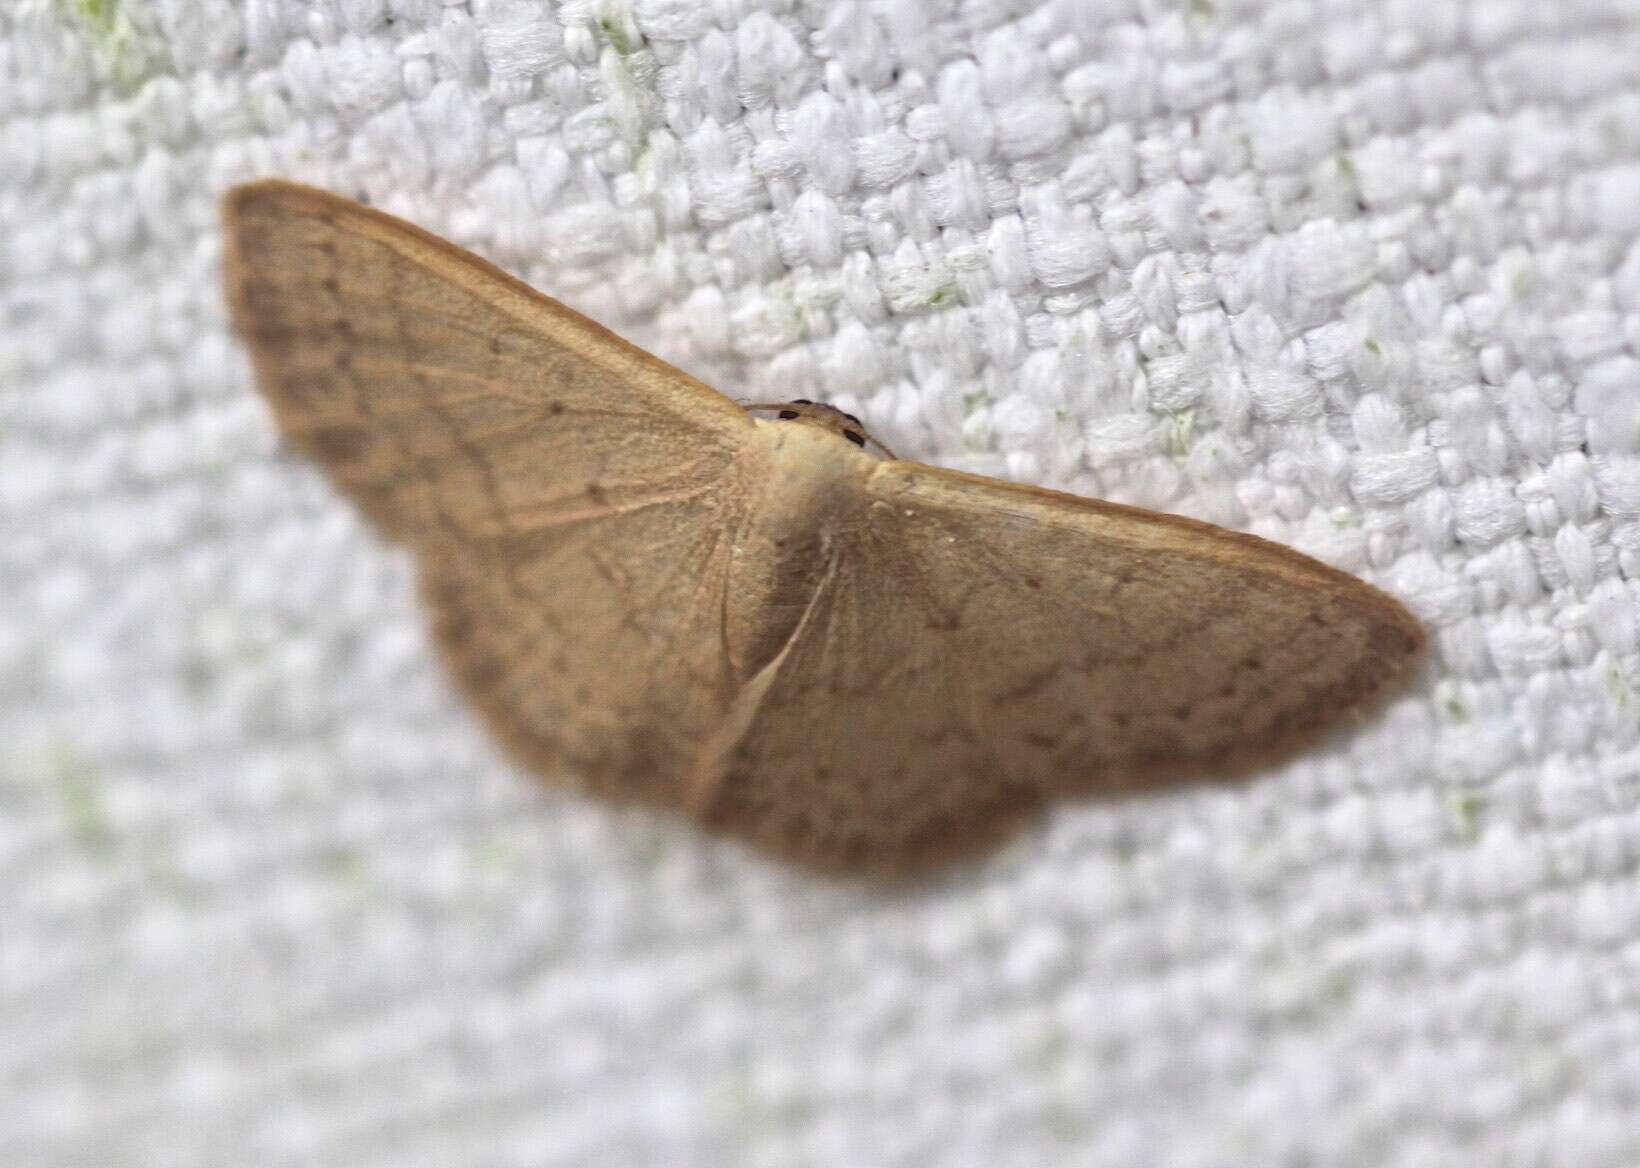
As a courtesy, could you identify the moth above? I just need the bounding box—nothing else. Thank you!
[223,181,1424,874]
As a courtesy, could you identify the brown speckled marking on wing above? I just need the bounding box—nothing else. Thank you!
[223,180,756,804]
[694,460,1424,873]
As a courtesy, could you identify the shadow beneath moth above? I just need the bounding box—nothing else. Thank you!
[222,180,1425,877]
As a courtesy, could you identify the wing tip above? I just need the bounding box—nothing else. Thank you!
[220,178,352,226]
[218,179,375,353]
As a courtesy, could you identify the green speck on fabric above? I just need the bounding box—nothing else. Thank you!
[322,845,369,887]
[1605,664,1634,710]
[69,0,116,29]
[61,0,146,89]
[1448,791,1486,838]
[1165,409,1195,460]
[593,7,657,148]
[597,15,636,57]
[51,744,108,848]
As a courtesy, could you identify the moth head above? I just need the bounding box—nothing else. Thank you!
[743,399,897,459]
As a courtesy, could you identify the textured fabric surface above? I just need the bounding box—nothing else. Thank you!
[7,0,1640,1163]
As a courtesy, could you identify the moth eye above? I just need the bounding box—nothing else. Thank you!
[843,430,866,447]
[778,410,800,420]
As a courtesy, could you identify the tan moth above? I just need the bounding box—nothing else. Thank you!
[223,181,1424,874]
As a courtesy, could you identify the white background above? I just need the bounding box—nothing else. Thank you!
[6,0,1640,1163]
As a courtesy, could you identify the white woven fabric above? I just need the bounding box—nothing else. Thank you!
[7,0,1640,1163]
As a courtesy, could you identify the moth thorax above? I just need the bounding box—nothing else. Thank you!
[723,423,865,680]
